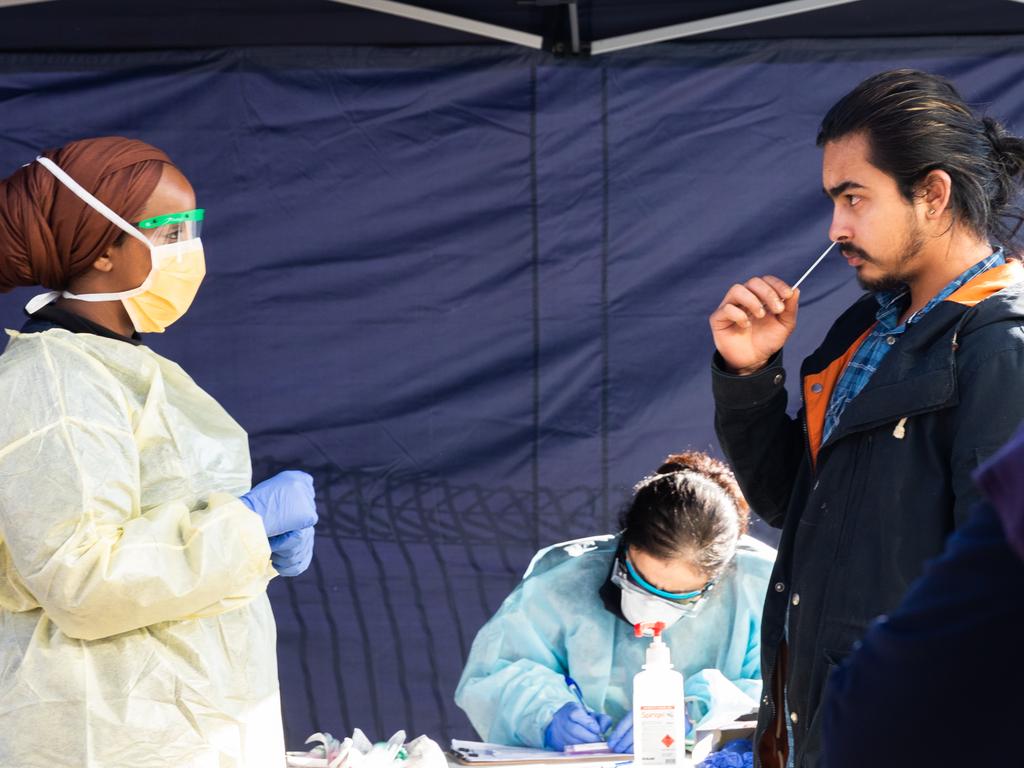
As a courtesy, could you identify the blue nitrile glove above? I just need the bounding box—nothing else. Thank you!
[269,526,315,577]
[698,738,753,768]
[720,739,753,754]
[544,703,612,751]
[607,713,633,753]
[240,470,318,536]
[697,751,753,768]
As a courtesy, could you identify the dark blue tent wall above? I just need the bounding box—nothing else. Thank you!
[1,37,1022,746]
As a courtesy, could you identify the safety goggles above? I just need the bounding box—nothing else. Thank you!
[135,208,204,246]
[610,554,717,616]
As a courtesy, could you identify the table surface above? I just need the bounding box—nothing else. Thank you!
[446,755,696,768]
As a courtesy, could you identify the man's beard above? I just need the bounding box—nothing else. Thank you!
[844,223,926,293]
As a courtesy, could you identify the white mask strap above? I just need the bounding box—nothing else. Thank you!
[24,291,60,314]
[25,156,160,309]
[35,156,152,250]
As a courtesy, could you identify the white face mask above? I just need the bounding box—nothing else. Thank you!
[620,589,687,631]
[26,156,206,333]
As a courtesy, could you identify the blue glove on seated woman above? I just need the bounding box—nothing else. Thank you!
[544,703,612,751]
[607,714,633,753]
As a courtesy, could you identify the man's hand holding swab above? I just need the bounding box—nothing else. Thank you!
[708,241,836,375]
[710,274,797,375]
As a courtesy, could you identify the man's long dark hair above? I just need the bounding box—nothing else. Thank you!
[818,69,1024,254]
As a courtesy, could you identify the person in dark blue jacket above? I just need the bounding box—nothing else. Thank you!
[822,424,1024,767]
[709,69,1024,767]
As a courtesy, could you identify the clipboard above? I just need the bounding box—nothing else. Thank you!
[449,740,632,766]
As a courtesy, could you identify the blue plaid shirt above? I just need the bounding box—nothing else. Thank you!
[822,250,1006,443]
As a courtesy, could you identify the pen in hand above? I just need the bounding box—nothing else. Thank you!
[564,675,596,719]
[563,675,612,743]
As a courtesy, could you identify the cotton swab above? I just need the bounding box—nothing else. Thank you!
[792,241,838,290]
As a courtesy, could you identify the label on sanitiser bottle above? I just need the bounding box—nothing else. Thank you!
[638,704,680,765]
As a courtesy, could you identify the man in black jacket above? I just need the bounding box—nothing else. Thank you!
[708,69,1024,767]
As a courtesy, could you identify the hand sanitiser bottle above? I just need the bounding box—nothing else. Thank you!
[632,623,687,767]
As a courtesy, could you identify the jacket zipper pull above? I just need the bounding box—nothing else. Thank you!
[893,417,908,439]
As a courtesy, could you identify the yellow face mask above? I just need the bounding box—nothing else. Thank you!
[27,156,206,334]
[119,238,207,333]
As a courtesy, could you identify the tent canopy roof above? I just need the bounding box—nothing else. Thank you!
[1,0,1024,52]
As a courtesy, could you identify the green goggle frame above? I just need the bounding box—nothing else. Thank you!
[136,208,205,230]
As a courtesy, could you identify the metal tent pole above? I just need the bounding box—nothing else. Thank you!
[325,0,545,49]
[590,0,862,55]
[568,2,580,54]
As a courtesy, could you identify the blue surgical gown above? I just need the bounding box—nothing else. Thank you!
[455,534,776,747]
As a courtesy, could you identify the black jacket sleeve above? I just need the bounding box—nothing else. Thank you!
[712,351,805,528]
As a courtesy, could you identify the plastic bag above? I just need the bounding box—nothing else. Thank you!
[286,729,446,768]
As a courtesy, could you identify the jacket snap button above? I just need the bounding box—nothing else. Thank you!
[791,593,800,606]
[886,335,896,346]
[774,581,785,592]
[773,373,784,385]
[790,711,799,724]
[811,383,823,393]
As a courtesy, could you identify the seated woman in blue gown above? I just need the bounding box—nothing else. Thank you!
[455,451,776,752]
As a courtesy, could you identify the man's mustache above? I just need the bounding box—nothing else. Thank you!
[840,243,873,262]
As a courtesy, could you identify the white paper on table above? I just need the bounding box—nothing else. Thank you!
[449,740,631,765]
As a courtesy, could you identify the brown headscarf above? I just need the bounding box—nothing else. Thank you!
[0,136,172,292]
